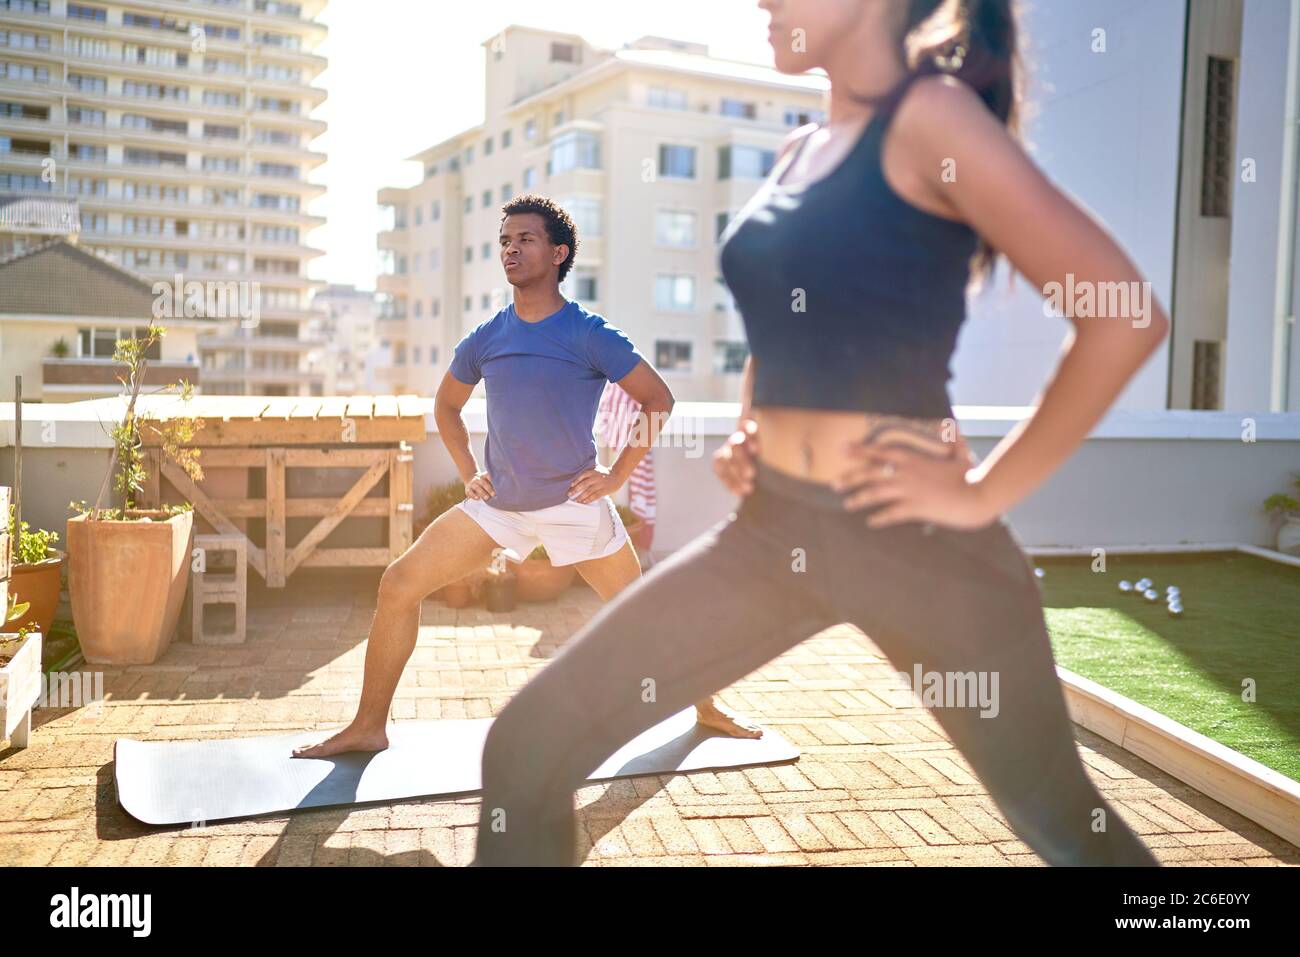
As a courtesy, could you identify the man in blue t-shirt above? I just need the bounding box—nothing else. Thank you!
[295,196,761,760]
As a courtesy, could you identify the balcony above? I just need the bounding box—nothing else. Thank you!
[41,356,199,393]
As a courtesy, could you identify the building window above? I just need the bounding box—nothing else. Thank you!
[464,296,471,311]
[464,196,473,214]
[713,340,749,374]
[431,200,440,221]
[551,42,577,63]
[565,268,598,303]
[66,4,106,21]
[1191,340,1222,410]
[561,197,601,238]
[655,274,696,311]
[78,326,160,360]
[549,130,600,174]
[481,242,491,260]
[658,144,697,180]
[655,340,692,372]
[719,145,776,180]
[1201,55,1235,219]
[523,167,537,189]
[482,189,492,208]
[721,98,758,120]
[656,209,697,247]
[414,206,422,225]
[649,87,688,110]
[484,135,494,156]
[784,106,826,127]
[524,118,537,141]
[501,129,512,149]
[500,183,512,202]
[715,210,734,242]
[464,246,472,263]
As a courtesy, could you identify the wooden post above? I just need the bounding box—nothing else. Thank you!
[266,447,286,587]
[397,441,414,554]
[1,487,10,617]
[140,448,161,509]
[11,376,20,544]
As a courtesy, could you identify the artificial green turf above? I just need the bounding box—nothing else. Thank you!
[1035,550,1300,783]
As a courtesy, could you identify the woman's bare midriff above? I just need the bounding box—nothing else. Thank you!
[749,405,951,485]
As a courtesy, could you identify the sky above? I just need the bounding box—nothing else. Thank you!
[309,0,780,289]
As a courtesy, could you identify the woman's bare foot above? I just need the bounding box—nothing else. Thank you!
[694,699,764,739]
[291,723,390,758]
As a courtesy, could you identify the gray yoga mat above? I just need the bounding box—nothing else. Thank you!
[114,708,800,826]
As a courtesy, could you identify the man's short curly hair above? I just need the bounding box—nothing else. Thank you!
[500,194,579,282]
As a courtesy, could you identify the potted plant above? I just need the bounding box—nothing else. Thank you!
[50,337,70,358]
[1,593,41,748]
[65,322,205,665]
[1264,472,1300,555]
[5,504,64,642]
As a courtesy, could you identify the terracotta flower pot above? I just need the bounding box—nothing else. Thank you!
[514,557,577,602]
[67,509,194,665]
[8,548,64,640]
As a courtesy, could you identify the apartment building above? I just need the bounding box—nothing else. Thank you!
[309,283,376,395]
[375,26,828,399]
[0,0,329,396]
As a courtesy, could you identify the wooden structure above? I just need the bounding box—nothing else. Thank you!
[136,396,425,588]
[191,533,247,644]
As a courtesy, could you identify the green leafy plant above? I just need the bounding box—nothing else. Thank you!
[6,503,59,565]
[5,593,30,624]
[67,321,205,521]
[50,337,70,358]
[1263,473,1300,520]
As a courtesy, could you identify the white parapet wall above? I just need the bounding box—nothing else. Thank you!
[4,399,1299,561]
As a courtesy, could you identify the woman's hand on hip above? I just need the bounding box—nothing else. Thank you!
[832,432,999,531]
[713,419,760,496]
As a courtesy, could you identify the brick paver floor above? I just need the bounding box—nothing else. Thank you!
[2,568,1297,867]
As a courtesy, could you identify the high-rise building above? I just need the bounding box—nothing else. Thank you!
[310,283,376,395]
[375,26,828,399]
[0,0,329,396]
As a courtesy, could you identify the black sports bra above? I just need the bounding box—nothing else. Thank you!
[718,76,980,419]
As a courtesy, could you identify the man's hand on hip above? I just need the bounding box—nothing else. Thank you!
[568,464,621,504]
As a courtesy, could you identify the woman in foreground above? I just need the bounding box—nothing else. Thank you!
[473,0,1166,866]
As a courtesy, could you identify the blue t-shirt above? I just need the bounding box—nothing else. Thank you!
[447,299,646,511]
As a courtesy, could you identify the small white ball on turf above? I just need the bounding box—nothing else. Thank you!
[1143,588,1159,602]
[1118,580,1133,593]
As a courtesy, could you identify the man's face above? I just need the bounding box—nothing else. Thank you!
[499,213,566,288]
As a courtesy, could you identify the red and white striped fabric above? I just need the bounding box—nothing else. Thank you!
[596,380,656,550]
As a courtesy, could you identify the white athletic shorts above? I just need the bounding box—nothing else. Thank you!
[455,493,629,567]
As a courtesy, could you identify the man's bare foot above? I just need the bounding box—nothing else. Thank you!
[694,701,764,739]
[291,724,390,758]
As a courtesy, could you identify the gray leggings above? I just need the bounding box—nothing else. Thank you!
[474,458,1159,866]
